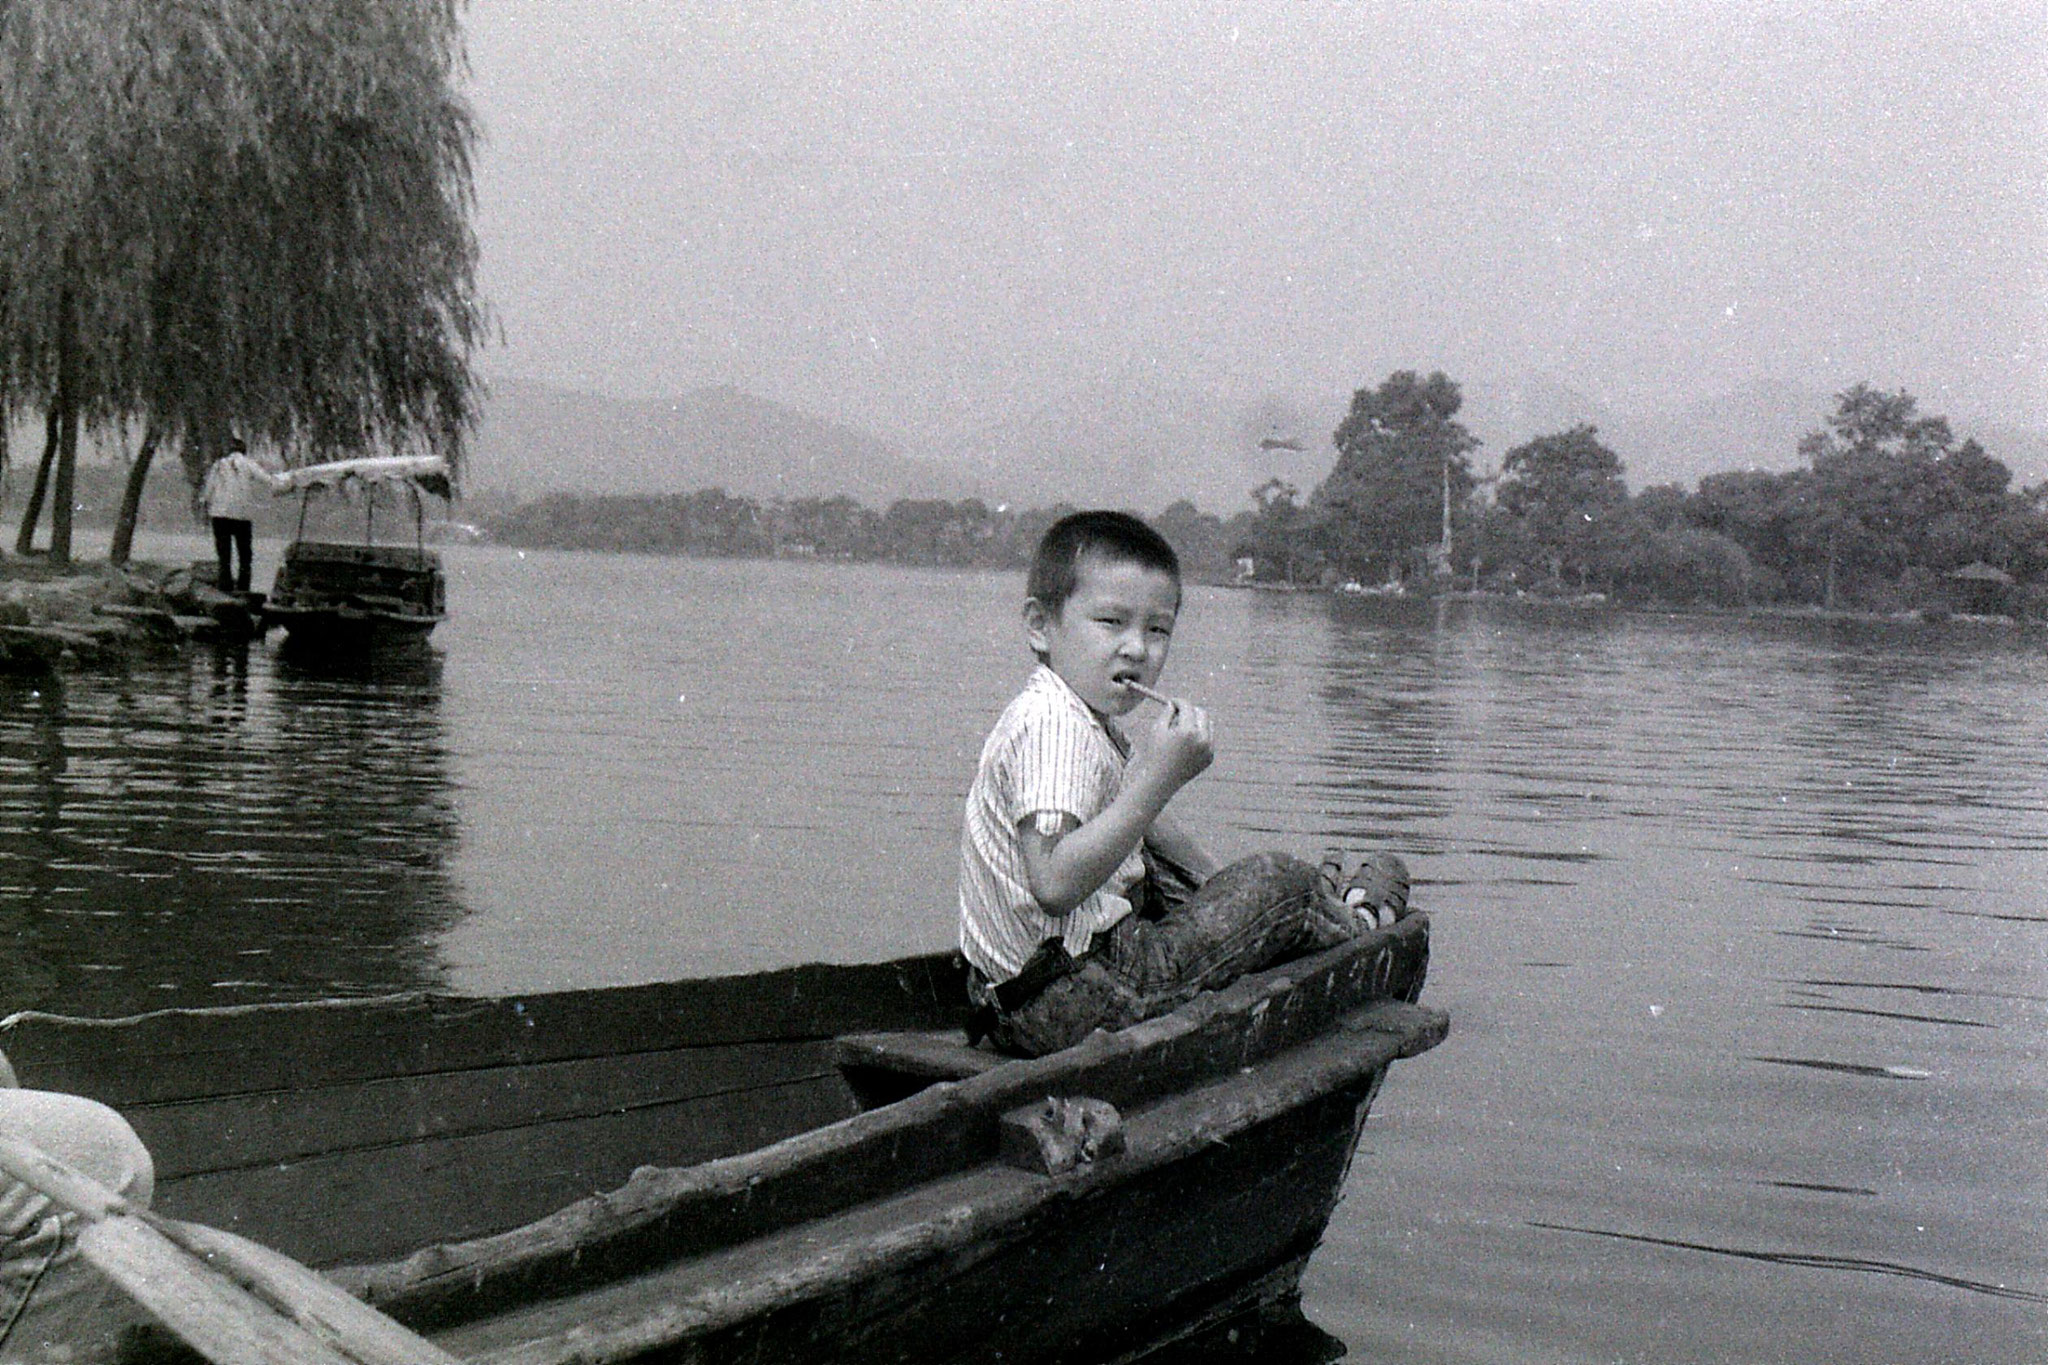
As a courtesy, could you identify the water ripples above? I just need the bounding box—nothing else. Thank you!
[1529,1221,2048,1305]
[1,551,2040,1360]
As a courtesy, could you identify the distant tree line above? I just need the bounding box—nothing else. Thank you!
[475,375,2048,619]
[481,490,1268,581]
[1239,374,2048,617]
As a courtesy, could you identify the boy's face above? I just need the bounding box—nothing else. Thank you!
[1025,552,1179,717]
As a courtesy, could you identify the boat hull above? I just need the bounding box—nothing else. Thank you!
[435,1062,1383,1365]
[263,541,446,647]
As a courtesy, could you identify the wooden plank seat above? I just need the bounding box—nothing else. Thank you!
[833,1029,1003,1108]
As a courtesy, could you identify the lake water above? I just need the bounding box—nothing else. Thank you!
[3,536,2043,1363]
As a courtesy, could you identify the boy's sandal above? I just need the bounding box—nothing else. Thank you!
[1342,851,1411,927]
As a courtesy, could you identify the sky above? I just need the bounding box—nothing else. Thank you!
[461,0,2046,454]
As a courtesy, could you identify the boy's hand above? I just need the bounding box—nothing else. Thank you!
[1017,695,1212,917]
[1132,698,1213,792]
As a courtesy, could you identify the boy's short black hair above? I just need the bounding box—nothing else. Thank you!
[1028,510,1181,614]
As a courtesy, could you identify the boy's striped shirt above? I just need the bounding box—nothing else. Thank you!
[958,666,1144,982]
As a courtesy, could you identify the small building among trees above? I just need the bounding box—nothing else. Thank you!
[1946,561,2015,617]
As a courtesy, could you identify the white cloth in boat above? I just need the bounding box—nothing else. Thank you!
[0,1088,155,1363]
[959,664,1145,984]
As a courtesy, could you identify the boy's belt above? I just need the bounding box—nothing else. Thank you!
[989,937,1084,1012]
[965,938,1083,1048]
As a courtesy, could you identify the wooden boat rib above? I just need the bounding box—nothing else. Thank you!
[0,920,1443,1364]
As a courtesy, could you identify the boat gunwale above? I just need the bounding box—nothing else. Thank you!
[0,952,967,1105]
[277,540,446,563]
[263,606,445,632]
[337,917,1434,1331]
[438,993,1448,1364]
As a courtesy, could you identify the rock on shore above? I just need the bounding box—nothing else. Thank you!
[0,560,261,673]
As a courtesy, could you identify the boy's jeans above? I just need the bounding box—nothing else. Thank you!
[977,851,1357,1058]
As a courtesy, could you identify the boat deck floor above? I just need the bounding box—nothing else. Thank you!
[437,999,1441,1365]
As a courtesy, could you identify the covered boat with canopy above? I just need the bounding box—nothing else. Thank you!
[263,455,455,647]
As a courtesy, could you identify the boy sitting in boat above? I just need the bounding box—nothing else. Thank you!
[960,510,1409,1057]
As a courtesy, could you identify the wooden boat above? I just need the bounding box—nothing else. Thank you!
[0,919,1444,1364]
[263,456,453,648]
[265,541,447,647]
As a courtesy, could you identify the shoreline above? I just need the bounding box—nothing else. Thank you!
[0,555,260,673]
[1,548,2030,680]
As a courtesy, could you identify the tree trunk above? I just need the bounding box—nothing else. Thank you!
[1823,528,1839,611]
[15,408,58,555]
[51,398,78,566]
[49,283,79,565]
[109,424,163,565]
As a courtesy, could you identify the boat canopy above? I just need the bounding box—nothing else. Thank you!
[275,455,453,500]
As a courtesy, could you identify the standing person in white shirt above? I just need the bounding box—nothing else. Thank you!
[957,510,1413,1057]
[197,437,284,595]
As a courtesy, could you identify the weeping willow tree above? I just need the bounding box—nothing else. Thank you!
[0,0,485,565]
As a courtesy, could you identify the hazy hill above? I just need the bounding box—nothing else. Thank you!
[450,374,2048,517]
[10,374,2041,531]
[930,381,1339,518]
[1462,376,2048,491]
[467,376,1342,518]
[1460,376,1831,487]
[927,377,1921,518]
[919,375,2048,517]
[466,377,976,504]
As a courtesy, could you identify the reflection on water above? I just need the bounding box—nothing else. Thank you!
[0,644,461,1017]
[1287,602,2047,1365]
[1145,1302,1346,1364]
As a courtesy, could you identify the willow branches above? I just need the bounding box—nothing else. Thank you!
[0,0,486,560]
